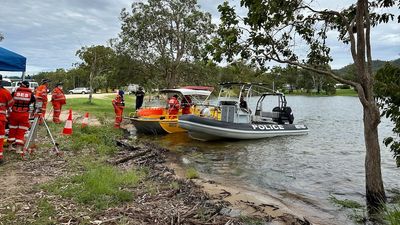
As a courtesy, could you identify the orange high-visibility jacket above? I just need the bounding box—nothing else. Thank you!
[0,87,14,121]
[51,87,66,105]
[35,84,48,102]
[112,95,124,108]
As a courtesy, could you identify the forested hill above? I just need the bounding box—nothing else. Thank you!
[334,58,400,76]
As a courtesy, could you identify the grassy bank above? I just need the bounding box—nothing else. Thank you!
[285,88,358,96]
[49,94,136,118]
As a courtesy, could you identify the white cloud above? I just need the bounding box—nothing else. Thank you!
[0,0,399,74]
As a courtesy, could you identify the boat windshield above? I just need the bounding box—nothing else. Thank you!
[217,82,274,103]
[142,88,212,107]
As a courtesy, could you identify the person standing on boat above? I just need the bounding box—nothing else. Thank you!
[181,95,192,114]
[168,94,180,117]
[239,96,250,113]
[51,82,66,124]
[135,86,145,110]
[112,90,125,128]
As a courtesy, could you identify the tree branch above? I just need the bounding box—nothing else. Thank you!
[365,3,373,77]
[302,5,357,62]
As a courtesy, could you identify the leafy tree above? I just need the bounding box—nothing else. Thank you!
[117,0,215,88]
[34,67,90,92]
[76,45,116,103]
[178,60,220,86]
[375,63,400,166]
[208,0,399,214]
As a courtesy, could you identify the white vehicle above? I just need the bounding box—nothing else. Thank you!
[69,87,91,94]
[11,81,39,92]
[127,84,146,95]
[2,78,13,93]
[127,84,139,94]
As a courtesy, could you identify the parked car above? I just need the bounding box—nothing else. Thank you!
[69,87,91,94]
[2,78,13,93]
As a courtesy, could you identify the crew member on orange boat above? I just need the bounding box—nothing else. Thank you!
[168,94,180,117]
[181,95,192,114]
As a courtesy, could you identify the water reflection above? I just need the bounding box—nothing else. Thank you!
[136,96,399,224]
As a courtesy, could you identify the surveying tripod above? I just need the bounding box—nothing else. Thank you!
[22,101,62,157]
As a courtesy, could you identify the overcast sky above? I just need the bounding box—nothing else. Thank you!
[0,0,399,75]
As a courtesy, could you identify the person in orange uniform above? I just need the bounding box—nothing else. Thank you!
[8,81,35,154]
[35,79,50,123]
[112,90,125,128]
[0,75,14,164]
[51,82,66,124]
[181,95,192,114]
[168,94,180,117]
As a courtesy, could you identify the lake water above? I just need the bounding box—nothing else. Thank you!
[136,96,399,224]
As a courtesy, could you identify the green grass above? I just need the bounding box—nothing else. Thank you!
[169,181,180,190]
[335,89,358,96]
[238,216,265,225]
[385,205,400,225]
[33,199,57,225]
[185,167,199,179]
[48,123,122,156]
[329,195,363,209]
[1,199,57,225]
[285,88,357,96]
[43,164,145,209]
[58,94,135,118]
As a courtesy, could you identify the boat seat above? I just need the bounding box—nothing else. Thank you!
[260,111,280,119]
[252,115,274,123]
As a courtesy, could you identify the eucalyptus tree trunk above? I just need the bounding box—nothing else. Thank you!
[355,0,385,214]
[363,103,385,213]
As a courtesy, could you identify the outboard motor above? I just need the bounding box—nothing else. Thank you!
[272,106,294,124]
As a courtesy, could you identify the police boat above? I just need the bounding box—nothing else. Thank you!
[178,82,308,141]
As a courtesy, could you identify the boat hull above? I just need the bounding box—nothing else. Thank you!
[130,118,167,134]
[178,115,308,141]
[159,120,186,133]
[130,117,187,134]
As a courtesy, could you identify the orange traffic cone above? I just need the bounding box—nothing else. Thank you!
[63,109,73,135]
[82,112,89,128]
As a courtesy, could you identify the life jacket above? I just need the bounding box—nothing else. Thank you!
[181,96,192,114]
[12,87,33,112]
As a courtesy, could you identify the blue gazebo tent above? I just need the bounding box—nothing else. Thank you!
[0,47,26,79]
